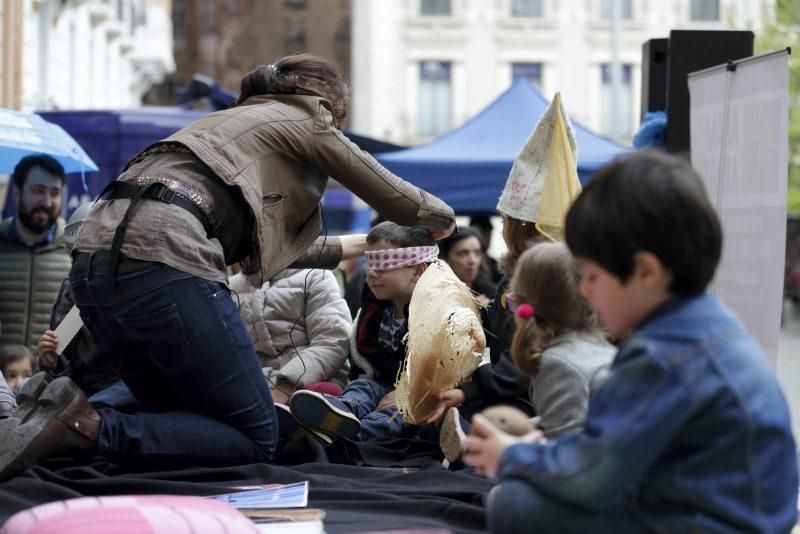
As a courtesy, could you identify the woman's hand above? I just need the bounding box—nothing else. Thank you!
[430,221,456,241]
[463,414,546,479]
[37,330,59,369]
[338,234,368,260]
[420,388,466,424]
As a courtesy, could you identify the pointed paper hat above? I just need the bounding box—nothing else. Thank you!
[497,91,582,242]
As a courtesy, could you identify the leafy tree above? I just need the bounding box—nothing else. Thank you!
[753,0,800,215]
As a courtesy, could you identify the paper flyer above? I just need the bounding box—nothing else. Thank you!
[55,305,84,354]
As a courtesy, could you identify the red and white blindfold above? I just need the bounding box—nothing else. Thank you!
[365,246,439,271]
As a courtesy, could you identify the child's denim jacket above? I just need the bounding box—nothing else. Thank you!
[498,293,798,532]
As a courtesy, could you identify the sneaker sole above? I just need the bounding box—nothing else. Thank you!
[440,407,466,463]
[275,403,334,445]
[290,391,361,439]
[0,377,78,481]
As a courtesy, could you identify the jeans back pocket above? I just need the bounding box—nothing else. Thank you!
[117,304,192,373]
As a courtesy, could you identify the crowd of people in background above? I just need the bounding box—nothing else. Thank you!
[0,53,797,533]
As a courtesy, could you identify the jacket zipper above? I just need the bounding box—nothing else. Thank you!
[25,252,34,347]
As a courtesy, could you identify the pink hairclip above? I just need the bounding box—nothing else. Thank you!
[516,303,535,320]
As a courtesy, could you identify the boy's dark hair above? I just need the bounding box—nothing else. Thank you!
[565,150,722,295]
[367,221,435,248]
[12,154,66,190]
[0,344,34,373]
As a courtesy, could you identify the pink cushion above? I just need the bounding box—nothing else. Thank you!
[1,495,258,534]
[304,381,344,396]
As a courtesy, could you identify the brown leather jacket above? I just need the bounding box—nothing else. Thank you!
[159,94,455,283]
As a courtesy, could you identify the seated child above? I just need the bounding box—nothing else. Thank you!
[0,344,34,394]
[289,221,438,440]
[37,203,119,397]
[0,371,16,418]
[440,242,615,461]
[464,151,798,533]
[229,268,353,405]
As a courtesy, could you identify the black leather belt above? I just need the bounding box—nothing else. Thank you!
[100,181,212,236]
[96,180,213,286]
[74,251,154,275]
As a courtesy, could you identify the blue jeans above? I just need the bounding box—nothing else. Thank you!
[487,480,647,534]
[69,253,277,466]
[88,380,139,410]
[340,378,405,441]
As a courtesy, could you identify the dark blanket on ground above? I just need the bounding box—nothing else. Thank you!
[0,436,492,533]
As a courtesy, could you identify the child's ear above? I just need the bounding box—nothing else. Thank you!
[632,252,672,291]
[411,263,428,283]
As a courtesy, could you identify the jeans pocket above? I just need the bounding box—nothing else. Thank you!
[118,304,192,373]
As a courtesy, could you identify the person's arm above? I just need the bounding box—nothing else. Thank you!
[460,348,531,404]
[310,104,455,235]
[532,353,592,439]
[493,344,693,510]
[0,371,17,418]
[288,233,367,271]
[277,270,352,386]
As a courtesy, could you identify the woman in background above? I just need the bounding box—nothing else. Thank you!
[438,228,496,306]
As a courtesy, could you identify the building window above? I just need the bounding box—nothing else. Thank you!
[284,19,306,51]
[284,0,307,8]
[600,64,633,138]
[690,0,719,20]
[421,0,451,16]
[511,63,542,88]
[600,0,633,19]
[511,0,543,17]
[419,61,452,136]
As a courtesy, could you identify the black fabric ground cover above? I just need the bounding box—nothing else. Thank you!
[0,436,492,533]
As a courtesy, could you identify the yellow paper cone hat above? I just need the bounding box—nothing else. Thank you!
[497,92,582,242]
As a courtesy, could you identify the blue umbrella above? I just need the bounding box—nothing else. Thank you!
[0,108,99,177]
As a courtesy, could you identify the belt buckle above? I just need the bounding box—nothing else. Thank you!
[151,183,177,204]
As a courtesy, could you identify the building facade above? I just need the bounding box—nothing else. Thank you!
[0,0,174,111]
[160,0,351,104]
[351,0,767,145]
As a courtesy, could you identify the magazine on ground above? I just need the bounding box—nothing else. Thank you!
[211,481,309,509]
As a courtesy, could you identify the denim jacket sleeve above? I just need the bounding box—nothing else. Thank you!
[497,341,694,510]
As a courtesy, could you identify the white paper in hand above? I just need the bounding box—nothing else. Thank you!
[55,305,84,354]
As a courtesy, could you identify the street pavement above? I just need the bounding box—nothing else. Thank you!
[778,301,800,444]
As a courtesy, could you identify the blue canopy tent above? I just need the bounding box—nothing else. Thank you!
[376,79,628,214]
[3,107,402,233]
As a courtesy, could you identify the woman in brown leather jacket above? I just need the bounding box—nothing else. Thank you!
[0,54,455,478]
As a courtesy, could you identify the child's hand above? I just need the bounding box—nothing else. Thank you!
[421,388,466,424]
[270,380,293,405]
[463,413,544,479]
[377,390,397,410]
[37,330,59,369]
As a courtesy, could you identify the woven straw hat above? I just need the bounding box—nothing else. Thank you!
[395,260,486,424]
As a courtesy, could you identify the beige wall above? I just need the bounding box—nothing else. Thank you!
[0,0,24,110]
